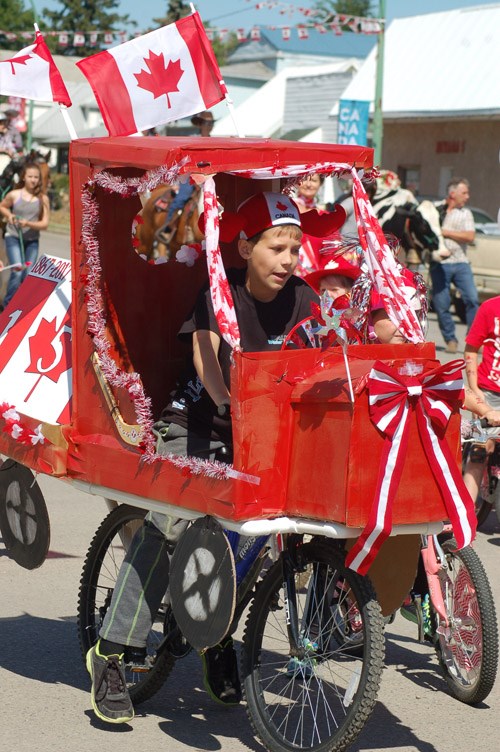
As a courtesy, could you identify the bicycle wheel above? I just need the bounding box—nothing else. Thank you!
[242,540,385,752]
[433,538,498,704]
[462,443,492,528]
[77,504,176,705]
[475,496,493,528]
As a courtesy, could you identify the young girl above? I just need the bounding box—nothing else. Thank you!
[0,162,50,306]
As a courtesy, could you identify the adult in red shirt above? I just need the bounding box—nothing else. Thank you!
[463,296,500,501]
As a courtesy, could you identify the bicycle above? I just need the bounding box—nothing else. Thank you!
[77,504,386,752]
[400,529,498,704]
[462,419,500,527]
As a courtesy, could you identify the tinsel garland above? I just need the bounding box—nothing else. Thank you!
[80,165,247,483]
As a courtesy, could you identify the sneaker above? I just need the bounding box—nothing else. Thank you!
[400,602,419,624]
[445,340,458,354]
[201,638,242,706]
[86,642,134,724]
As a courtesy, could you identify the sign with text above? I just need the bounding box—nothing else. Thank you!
[0,255,72,424]
[338,99,370,146]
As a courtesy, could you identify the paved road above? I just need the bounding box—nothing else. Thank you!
[1,237,499,751]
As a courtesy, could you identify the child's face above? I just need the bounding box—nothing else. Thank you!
[319,274,352,300]
[239,226,302,302]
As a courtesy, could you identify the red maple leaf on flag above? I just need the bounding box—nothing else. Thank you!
[25,317,72,384]
[276,201,288,211]
[134,51,184,106]
[4,53,33,75]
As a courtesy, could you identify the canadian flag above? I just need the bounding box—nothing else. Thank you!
[77,12,227,137]
[0,28,72,107]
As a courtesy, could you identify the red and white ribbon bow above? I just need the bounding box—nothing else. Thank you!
[203,176,241,351]
[346,359,476,575]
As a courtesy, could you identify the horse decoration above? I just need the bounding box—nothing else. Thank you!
[372,170,447,269]
[135,183,204,261]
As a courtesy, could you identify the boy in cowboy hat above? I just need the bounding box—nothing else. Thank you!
[85,191,345,725]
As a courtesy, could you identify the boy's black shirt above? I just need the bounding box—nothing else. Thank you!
[160,267,318,443]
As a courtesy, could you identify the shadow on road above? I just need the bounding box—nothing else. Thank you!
[0,613,88,690]
[351,701,438,752]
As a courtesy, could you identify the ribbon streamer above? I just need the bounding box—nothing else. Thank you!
[203,176,241,350]
[346,359,476,575]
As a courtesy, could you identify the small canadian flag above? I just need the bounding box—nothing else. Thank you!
[73,32,85,47]
[282,27,291,41]
[297,27,309,40]
[0,28,72,107]
[77,12,227,137]
[104,31,114,45]
[250,28,261,41]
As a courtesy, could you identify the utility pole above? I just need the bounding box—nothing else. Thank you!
[372,0,386,165]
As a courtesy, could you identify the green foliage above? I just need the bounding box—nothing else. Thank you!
[209,30,239,67]
[40,0,134,55]
[153,1,191,26]
[0,0,36,49]
[314,1,373,20]
[152,3,238,67]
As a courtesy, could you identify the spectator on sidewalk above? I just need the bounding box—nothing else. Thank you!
[431,178,479,353]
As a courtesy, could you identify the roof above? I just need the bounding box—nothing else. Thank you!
[230,29,376,61]
[213,60,358,139]
[220,60,275,82]
[340,4,500,117]
[69,136,373,173]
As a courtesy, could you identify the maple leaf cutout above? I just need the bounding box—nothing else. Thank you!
[134,52,184,106]
[276,201,288,211]
[4,53,33,75]
[26,317,72,384]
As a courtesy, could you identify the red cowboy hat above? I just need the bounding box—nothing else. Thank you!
[304,255,361,293]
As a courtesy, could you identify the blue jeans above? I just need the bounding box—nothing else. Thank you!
[165,181,195,224]
[3,234,39,306]
[430,261,479,343]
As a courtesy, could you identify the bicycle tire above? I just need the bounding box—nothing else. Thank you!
[433,538,498,704]
[475,496,493,528]
[462,444,493,529]
[77,504,175,706]
[242,540,385,752]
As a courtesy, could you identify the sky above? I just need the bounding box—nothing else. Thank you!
[35,1,494,34]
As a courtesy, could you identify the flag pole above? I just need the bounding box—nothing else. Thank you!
[31,23,78,140]
[222,91,244,138]
[59,105,78,140]
[189,3,244,137]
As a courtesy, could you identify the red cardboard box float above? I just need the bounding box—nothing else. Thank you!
[0,136,465,541]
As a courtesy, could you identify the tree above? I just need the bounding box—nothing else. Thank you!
[41,0,134,55]
[0,0,36,50]
[152,1,191,26]
[314,1,373,21]
[152,2,238,66]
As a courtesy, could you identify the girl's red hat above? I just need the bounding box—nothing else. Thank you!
[304,255,361,293]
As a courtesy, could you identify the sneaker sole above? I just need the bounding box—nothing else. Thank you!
[86,648,134,724]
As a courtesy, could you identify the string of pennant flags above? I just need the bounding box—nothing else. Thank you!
[0,13,382,49]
